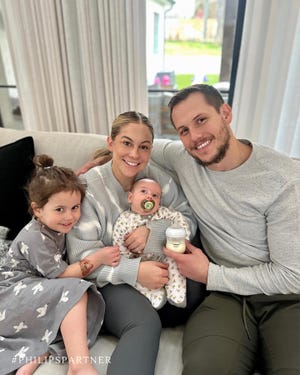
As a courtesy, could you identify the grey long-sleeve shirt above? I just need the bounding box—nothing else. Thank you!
[67,161,196,287]
[151,139,300,295]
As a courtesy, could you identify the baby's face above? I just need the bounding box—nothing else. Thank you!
[128,179,161,216]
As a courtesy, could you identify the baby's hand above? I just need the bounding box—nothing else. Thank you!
[100,246,120,267]
[125,225,149,253]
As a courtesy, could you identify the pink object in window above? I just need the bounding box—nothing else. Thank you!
[161,75,171,86]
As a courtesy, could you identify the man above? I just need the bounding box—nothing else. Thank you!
[151,84,300,375]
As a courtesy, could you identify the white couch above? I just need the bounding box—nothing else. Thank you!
[0,127,184,375]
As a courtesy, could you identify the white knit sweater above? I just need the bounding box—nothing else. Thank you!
[67,161,196,287]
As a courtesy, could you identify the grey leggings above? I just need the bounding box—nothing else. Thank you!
[100,279,206,375]
[100,284,161,375]
[183,292,300,375]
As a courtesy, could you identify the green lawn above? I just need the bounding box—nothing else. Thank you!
[165,40,221,56]
[175,74,194,88]
[175,73,219,89]
[165,40,221,89]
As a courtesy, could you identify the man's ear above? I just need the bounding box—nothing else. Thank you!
[107,136,113,152]
[221,103,232,123]
[31,202,41,217]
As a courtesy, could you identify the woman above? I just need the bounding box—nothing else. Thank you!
[67,111,205,375]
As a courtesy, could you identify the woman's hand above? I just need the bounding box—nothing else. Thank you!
[125,225,150,254]
[163,241,209,284]
[137,261,169,289]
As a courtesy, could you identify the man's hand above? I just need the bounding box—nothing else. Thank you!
[76,154,112,176]
[164,241,209,284]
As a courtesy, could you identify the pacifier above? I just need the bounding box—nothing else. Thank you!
[141,199,155,212]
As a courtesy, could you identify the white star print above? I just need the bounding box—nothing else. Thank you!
[20,242,29,255]
[14,346,29,360]
[41,329,52,343]
[36,304,48,318]
[14,282,27,296]
[0,310,6,321]
[32,282,44,294]
[59,290,69,303]
[14,322,28,333]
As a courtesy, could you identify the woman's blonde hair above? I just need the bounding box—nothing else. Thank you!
[110,111,154,141]
[93,111,154,163]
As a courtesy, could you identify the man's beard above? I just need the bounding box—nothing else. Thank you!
[189,123,230,167]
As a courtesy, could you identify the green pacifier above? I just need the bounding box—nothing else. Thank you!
[141,199,155,211]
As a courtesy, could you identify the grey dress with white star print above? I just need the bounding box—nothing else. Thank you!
[0,218,105,375]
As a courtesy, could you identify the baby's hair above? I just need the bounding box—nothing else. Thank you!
[130,178,162,203]
[27,154,86,214]
[131,177,160,192]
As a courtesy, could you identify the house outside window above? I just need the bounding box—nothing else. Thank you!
[0,0,242,135]
[153,12,160,54]
[147,0,241,138]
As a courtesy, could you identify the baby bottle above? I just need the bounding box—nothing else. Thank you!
[165,225,186,253]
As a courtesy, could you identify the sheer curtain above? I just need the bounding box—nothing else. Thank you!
[1,0,147,134]
[232,0,300,158]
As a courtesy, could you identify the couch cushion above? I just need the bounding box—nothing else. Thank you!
[0,128,108,172]
[0,137,35,240]
[33,326,184,375]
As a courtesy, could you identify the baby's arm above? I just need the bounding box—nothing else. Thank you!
[113,212,142,257]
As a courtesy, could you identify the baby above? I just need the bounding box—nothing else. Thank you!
[113,178,189,309]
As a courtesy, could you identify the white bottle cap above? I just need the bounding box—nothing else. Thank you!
[165,226,186,238]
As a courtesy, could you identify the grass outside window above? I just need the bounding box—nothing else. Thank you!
[165,41,221,89]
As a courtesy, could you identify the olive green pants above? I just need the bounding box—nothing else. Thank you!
[183,292,300,375]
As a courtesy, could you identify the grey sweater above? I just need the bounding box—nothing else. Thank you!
[67,161,196,287]
[152,139,300,295]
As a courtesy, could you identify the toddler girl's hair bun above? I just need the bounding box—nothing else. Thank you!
[33,154,54,170]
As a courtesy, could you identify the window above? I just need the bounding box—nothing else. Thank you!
[0,4,23,129]
[153,12,160,54]
[147,0,245,139]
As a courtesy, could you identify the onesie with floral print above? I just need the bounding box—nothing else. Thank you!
[113,206,189,309]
